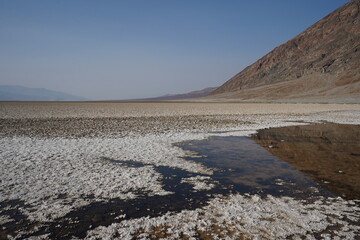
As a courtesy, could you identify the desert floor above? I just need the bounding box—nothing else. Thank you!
[1,102,360,239]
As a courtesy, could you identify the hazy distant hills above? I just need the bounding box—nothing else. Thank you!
[135,87,218,101]
[209,0,360,103]
[0,85,87,101]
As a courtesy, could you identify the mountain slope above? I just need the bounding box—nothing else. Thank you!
[210,0,360,102]
[0,85,87,101]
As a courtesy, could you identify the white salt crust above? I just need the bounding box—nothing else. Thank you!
[1,109,360,239]
[0,132,212,222]
[0,113,321,222]
[180,176,218,191]
[85,194,360,240]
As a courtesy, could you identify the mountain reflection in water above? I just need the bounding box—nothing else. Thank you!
[253,123,360,200]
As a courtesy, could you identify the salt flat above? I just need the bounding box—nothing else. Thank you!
[1,101,360,119]
[0,102,360,239]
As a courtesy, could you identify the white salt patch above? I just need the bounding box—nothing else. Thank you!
[181,176,218,191]
[0,215,14,225]
[275,179,285,186]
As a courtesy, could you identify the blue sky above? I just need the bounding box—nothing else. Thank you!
[0,0,349,100]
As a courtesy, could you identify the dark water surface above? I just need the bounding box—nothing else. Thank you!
[176,136,332,199]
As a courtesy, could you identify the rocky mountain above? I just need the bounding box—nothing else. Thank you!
[210,0,360,103]
[0,85,87,101]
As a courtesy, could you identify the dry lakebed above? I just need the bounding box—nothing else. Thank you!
[0,102,360,239]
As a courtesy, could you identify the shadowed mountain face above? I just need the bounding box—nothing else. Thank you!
[0,85,87,101]
[211,0,360,102]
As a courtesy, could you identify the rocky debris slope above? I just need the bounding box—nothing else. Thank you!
[211,0,360,102]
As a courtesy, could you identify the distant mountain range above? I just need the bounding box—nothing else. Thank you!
[208,0,360,103]
[132,87,218,101]
[0,85,87,101]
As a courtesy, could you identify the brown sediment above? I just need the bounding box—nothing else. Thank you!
[0,116,248,138]
[1,102,359,119]
[253,123,360,200]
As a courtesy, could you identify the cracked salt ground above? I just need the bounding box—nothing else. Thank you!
[85,194,360,240]
[1,106,360,239]
[2,132,359,239]
[9,165,227,239]
[0,132,217,239]
[84,129,360,239]
[0,159,228,239]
